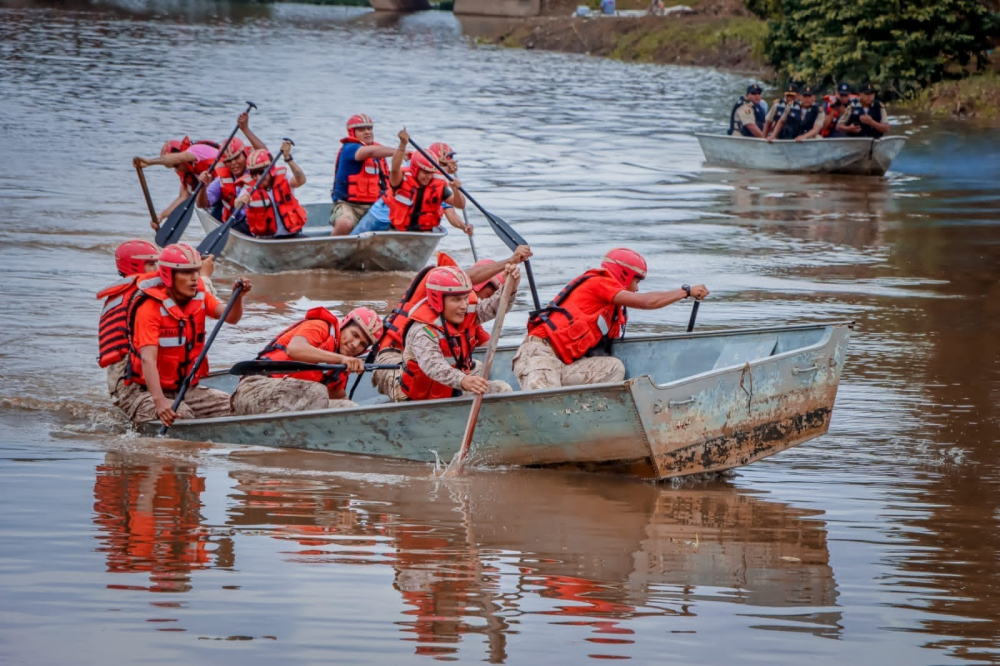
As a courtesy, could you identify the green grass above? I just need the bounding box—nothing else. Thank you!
[609,17,767,63]
[899,71,1000,121]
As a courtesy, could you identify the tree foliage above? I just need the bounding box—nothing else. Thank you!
[764,0,1000,98]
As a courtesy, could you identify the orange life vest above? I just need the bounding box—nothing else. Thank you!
[256,307,348,391]
[97,274,145,368]
[379,252,459,353]
[213,150,249,220]
[821,94,858,137]
[386,172,447,232]
[335,137,388,204]
[527,268,627,365]
[243,169,308,237]
[177,137,221,193]
[126,275,211,390]
[399,297,489,401]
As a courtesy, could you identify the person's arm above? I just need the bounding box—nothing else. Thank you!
[390,129,409,188]
[280,141,306,188]
[133,151,196,170]
[763,104,778,136]
[745,123,764,138]
[475,265,520,323]
[613,284,709,309]
[196,172,216,208]
[237,112,267,151]
[767,108,789,142]
[139,345,180,426]
[442,207,472,235]
[406,325,469,390]
[797,108,825,141]
[285,336,365,373]
[443,179,466,209]
[210,278,252,323]
[837,110,861,134]
[860,107,890,134]
[355,145,397,161]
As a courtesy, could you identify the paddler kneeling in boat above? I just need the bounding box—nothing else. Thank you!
[231,307,383,415]
[232,141,308,239]
[513,248,709,391]
[395,265,520,401]
[371,247,532,401]
[116,244,252,427]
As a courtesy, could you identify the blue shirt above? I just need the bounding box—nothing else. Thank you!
[332,142,364,202]
[600,0,615,14]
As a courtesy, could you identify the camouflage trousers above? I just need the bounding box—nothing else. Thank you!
[115,380,233,424]
[372,348,406,402]
[106,358,129,405]
[231,375,357,416]
[512,336,625,391]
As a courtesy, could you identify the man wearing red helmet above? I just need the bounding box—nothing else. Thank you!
[196,112,268,222]
[431,142,474,237]
[231,306,381,415]
[330,114,398,236]
[97,239,161,408]
[233,141,308,238]
[513,249,708,391]
[115,243,252,426]
[133,136,221,225]
[397,264,519,401]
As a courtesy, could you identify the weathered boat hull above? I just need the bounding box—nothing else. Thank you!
[696,133,907,176]
[195,203,445,273]
[147,322,852,480]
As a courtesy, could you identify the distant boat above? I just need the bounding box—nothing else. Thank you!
[146,321,853,481]
[695,134,907,176]
[195,203,446,274]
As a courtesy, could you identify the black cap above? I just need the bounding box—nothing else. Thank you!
[800,84,817,96]
[783,83,799,94]
[837,82,852,94]
[859,82,877,94]
[746,83,762,95]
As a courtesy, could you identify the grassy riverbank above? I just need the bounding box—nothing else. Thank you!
[896,72,1000,123]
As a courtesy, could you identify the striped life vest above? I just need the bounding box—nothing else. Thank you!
[334,137,388,204]
[378,252,459,353]
[242,169,307,237]
[96,274,146,368]
[256,307,348,391]
[386,171,447,232]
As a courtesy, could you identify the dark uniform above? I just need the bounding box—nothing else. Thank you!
[728,84,766,137]
[838,82,887,139]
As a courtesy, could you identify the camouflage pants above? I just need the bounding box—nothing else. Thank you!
[115,381,233,424]
[512,337,625,391]
[372,348,406,402]
[231,375,358,416]
[106,358,129,404]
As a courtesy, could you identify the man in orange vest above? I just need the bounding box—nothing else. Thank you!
[330,114,397,236]
[371,247,532,401]
[231,307,383,415]
[397,265,519,402]
[133,137,221,225]
[196,112,268,222]
[97,239,161,408]
[386,129,466,233]
[234,141,308,238]
[115,244,252,426]
[513,248,708,390]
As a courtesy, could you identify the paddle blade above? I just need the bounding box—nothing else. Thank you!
[483,211,526,251]
[197,219,232,257]
[155,196,197,247]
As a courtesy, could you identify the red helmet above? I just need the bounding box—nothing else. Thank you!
[223,137,247,162]
[160,139,183,157]
[428,142,455,161]
[246,149,273,173]
[347,114,374,139]
[601,248,647,287]
[158,243,203,288]
[343,307,384,346]
[471,260,504,293]
[115,239,160,277]
[409,152,437,175]
[425,266,473,313]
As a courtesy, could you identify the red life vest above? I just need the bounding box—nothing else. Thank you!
[399,297,490,401]
[527,268,627,365]
[242,169,308,237]
[386,172,447,232]
[378,252,459,353]
[213,149,249,220]
[335,137,388,204]
[96,274,146,368]
[176,137,221,193]
[820,94,858,137]
[256,307,348,392]
[126,276,211,390]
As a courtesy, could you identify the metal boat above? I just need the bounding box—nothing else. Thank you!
[695,134,907,176]
[146,321,853,481]
[195,203,446,273]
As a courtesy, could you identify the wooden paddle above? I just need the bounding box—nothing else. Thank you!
[159,281,246,436]
[409,138,541,312]
[229,360,400,376]
[196,140,291,257]
[135,164,159,231]
[154,100,257,247]
[443,274,516,477]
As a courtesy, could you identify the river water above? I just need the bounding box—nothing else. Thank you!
[2,2,1000,664]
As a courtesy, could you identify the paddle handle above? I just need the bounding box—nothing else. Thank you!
[462,207,479,262]
[158,282,245,436]
[686,300,700,333]
[454,276,515,471]
[136,165,159,230]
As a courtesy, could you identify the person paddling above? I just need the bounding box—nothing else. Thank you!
[395,265,519,401]
[330,114,397,236]
[195,112,268,222]
[133,137,221,225]
[97,239,161,410]
[231,307,382,415]
[512,249,708,391]
[116,244,251,426]
[232,141,308,238]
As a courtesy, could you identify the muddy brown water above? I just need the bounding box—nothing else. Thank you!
[2,2,1000,664]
